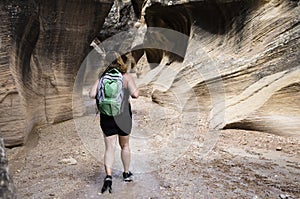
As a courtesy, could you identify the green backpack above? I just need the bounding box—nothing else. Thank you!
[96,68,124,116]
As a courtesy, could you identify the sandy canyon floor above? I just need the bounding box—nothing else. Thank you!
[6,96,300,199]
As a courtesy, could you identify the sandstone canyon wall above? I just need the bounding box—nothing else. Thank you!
[0,0,112,146]
[0,0,299,147]
[132,0,299,137]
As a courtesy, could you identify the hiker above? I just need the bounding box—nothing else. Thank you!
[89,51,139,193]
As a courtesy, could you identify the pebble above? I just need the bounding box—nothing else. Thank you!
[276,147,282,151]
[58,157,77,165]
[279,194,292,199]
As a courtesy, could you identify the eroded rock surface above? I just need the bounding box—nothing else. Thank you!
[134,0,300,137]
[0,0,112,146]
[0,0,299,146]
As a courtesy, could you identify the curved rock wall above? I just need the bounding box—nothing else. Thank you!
[135,0,300,137]
[0,0,299,146]
[0,0,112,146]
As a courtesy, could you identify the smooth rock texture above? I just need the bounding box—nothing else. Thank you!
[0,0,299,146]
[135,0,300,137]
[0,0,112,146]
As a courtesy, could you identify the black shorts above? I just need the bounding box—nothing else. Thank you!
[100,104,132,137]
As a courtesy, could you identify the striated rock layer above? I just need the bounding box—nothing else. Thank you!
[136,0,299,137]
[0,0,112,146]
[0,0,299,146]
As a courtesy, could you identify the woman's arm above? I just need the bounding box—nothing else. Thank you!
[124,73,139,98]
[89,79,99,99]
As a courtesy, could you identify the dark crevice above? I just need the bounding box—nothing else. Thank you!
[131,0,144,19]
[145,48,163,69]
[129,2,192,67]
[20,17,40,85]
[130,0,259,67]
[189,0,259,34]
[145,3,191,64]
[8,0,40,86]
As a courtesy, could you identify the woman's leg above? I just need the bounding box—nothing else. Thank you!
[118,135,131,172]
[103,135,118,176]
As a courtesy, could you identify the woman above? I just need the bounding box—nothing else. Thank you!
[89,52,139,193]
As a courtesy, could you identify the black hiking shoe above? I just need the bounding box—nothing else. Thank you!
[123,171,133,182]
[101,175,112,193]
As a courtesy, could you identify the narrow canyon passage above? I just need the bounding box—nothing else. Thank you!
[1,0,299,198]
